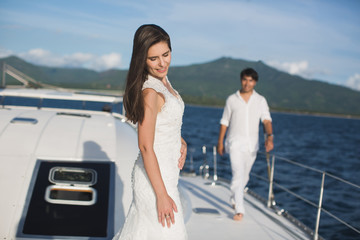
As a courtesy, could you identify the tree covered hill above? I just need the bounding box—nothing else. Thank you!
[1,56,360,116]
[169,57,360,116]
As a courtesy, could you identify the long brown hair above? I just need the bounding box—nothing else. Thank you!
[123,24,172,124]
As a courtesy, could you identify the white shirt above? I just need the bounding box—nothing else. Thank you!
[220,90,272,152]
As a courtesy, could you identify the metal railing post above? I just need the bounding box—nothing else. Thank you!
[189,147,195,174]
[204,145,209,179]
[2,63,6,88]
[314,172,325,240]
[211,145,218,185]
[199,145,209,179]
[267,155,276,208]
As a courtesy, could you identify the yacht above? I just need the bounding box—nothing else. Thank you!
[1,64,358,239]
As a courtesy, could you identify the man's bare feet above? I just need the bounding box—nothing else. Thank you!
[233,213,243,221]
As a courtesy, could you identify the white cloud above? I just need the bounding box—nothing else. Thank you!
[19,48,63,66]
[16,48,121,71]
[27,48,51,58]
[91,53,122,71]
[0,48,13,58]
[346,73,360,91]
[266,60,311,78]
[64,52,95,68]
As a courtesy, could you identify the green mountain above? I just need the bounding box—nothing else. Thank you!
[1,56,360,116]
[169,57,360,116]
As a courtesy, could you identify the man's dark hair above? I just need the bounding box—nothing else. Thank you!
[240,68,258,82]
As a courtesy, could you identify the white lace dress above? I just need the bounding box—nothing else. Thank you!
[114,75,187,240]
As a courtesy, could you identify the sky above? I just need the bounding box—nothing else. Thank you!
[0,0,360,91]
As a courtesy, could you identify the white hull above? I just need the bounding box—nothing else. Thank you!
[0,87,313,239]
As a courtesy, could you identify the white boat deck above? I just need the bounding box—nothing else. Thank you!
[0,86,314,239]
[2,72,357,239]
[180,175,310,240]
[0,104,312,239]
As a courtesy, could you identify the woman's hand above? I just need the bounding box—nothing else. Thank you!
[178,138,187,169]
[157,194,178,228]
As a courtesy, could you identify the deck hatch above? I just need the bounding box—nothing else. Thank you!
[45,167,98,206]
[20,161,114,238]
[193,207,220,215]
[45,185,97,205]
[49,167,97,185]
[10,117,38,124]
[56,112,91,118]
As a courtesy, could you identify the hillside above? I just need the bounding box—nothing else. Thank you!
[1,56,360,116]
[169,57,360,116]
[0,56,127,89]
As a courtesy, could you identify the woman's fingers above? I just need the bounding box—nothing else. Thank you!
[159,212,165,227]
[172,199,178,213]
[166,213,171,228]
[178,141,187,169]
[161,211,175,228]
[178,155,185,169]
[158,196,178,228]
[167,199,177,227]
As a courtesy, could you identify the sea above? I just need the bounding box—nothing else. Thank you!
[181,105,360,240]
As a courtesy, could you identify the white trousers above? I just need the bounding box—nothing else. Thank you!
[229,148,257,214]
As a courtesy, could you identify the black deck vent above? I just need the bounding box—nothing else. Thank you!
[11,117,38,124]
[19,160,114,238]
[56,112,91,118]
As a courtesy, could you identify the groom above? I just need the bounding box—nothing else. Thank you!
[217,67,274,221]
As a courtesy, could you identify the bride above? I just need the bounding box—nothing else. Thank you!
[113,24,188,240]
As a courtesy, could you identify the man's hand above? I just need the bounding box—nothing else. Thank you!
[265,136,274,152]
[217,142,225,156]
[217,124,227,156]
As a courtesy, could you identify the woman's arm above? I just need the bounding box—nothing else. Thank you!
[138,88,177,228]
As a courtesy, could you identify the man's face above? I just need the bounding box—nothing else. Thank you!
[241,75,257,93]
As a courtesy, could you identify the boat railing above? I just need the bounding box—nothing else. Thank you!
[1,63,124,114]
[188,145,360,240]
[259,152,360,240]
[2,63,68,90]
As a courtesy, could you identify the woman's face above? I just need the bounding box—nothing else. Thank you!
[146,41,171,81]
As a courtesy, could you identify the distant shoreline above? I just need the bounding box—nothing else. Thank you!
[40,88,360,120]
[270,109,360,120]
[185,103,360,120]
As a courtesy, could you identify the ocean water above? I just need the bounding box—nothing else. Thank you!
[181,105,360,240]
